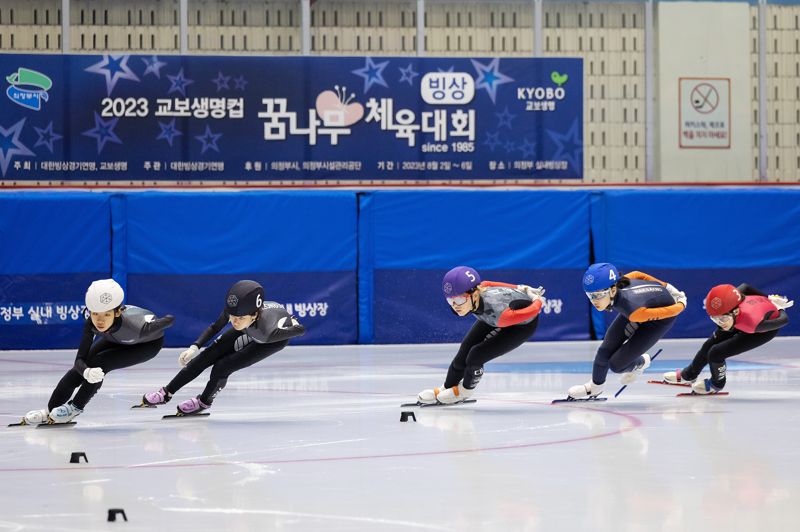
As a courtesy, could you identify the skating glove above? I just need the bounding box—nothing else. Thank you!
[83,367,105,383]
[768,295,794,310]
[517,284,545,301]
[178,345,199,367]
[277,316,301,329]
[666,284,687,307]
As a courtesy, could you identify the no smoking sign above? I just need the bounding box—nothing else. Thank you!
[679,78,730,149]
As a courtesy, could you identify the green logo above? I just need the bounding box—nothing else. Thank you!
[6,67,52,111]
[550,71,568,87]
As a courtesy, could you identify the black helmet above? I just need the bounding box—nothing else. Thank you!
[225,280,264,316]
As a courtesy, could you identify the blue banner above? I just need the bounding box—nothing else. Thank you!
[0,54,583,183]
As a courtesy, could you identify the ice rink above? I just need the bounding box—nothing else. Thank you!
[1,337,798,531]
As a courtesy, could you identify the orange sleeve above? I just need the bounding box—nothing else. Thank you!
[497,299,542,327]
[480,280,517,289]
[624,271,667,286]
[628,303,685,323]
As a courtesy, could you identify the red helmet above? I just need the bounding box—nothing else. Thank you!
[704,284,742,316]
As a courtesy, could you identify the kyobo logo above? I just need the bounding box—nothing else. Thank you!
[6,67,52,111]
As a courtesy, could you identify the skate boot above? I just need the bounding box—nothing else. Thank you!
[22,408,49,425]
[177,396,210,416]
[568,380,604,399]
[620,353,651,385]
[436,382,474,405]
[417,385,446,405]
[663,369,694,385]
[48,402,83,424]
[691,378,723,395]
[142,387,172,406]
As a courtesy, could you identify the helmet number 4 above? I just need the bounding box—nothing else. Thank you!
[609,270,617,281]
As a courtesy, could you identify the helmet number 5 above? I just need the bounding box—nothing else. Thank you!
[465,271,476,283]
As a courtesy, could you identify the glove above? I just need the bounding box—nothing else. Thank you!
[768,295,794,310]
[673,291,687,307]
[518,284,546,301]
[277,316,301,329]
[83,367,105,384]
[178,345,199,367]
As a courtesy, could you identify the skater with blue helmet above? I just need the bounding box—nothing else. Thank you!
[416,266,546,405]
[567,263,687,400]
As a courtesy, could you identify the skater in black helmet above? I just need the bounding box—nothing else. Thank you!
[19,279,174,425]
[141,280,305,415]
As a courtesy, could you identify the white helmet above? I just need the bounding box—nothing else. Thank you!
[85,279,124,312]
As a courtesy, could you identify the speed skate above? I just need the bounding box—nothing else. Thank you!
[400,399,478,408]
[162,412,211,419]
[551,396,608,404]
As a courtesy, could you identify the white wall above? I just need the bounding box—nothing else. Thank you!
[656,1,752,182]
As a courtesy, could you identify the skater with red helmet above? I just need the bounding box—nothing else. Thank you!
[662,283,792,394]
[140,280,305,415]
[415,266,545,405]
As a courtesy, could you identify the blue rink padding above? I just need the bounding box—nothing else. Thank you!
[359,191,592,343]
[121,192,358,345]
[0,193,111,349]
[589,189,800,338]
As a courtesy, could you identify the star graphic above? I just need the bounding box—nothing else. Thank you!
[503,140,517,153]
[547,119,583,171]
[0,118,35,176]
[351,57,389,93]
[495,107,515,129]
[518,138,537,159]
[82,112,122,154]
[483,131,502,152]
[195,125,222,154]
[85,55,141,96]
[211,71,231,92]
[398,64,419,85]
[34,121,63,154]
[471,58,514,103]
[156,119,183,147]
[167,68,194,96]
[233,75,248,91]
[437,67,455,73]
[141,55,167,78]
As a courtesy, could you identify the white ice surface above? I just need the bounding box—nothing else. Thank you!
[1,338,799,531]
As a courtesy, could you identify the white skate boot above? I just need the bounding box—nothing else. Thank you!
[620,353,651,385]
[691,378,723,395]
[663,369,694,385]
[48,402,83,424]
[22,408,49,425]
[568,380,604,399]
[417,385,446,405]
[436,382,474,405]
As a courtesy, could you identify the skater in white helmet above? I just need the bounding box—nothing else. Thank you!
[416,266,545,405]
[140,280,305,415]
[19,279,174,425]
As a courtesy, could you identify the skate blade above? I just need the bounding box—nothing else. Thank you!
[647,380,691,387]
[7,420,29,427]
[162,412,210,419]
[36,421,77,428]
[131,403,157,409]
[676,391,730,397]
[551,396,608,404]
[400,399,477,408]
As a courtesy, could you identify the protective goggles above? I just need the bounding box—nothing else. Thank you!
[710,313,733,327]
[446,293,471,306]
[585,289,611,301]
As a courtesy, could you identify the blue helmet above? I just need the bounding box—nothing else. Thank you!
[442,266,481,298]
[582,263,619,292]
